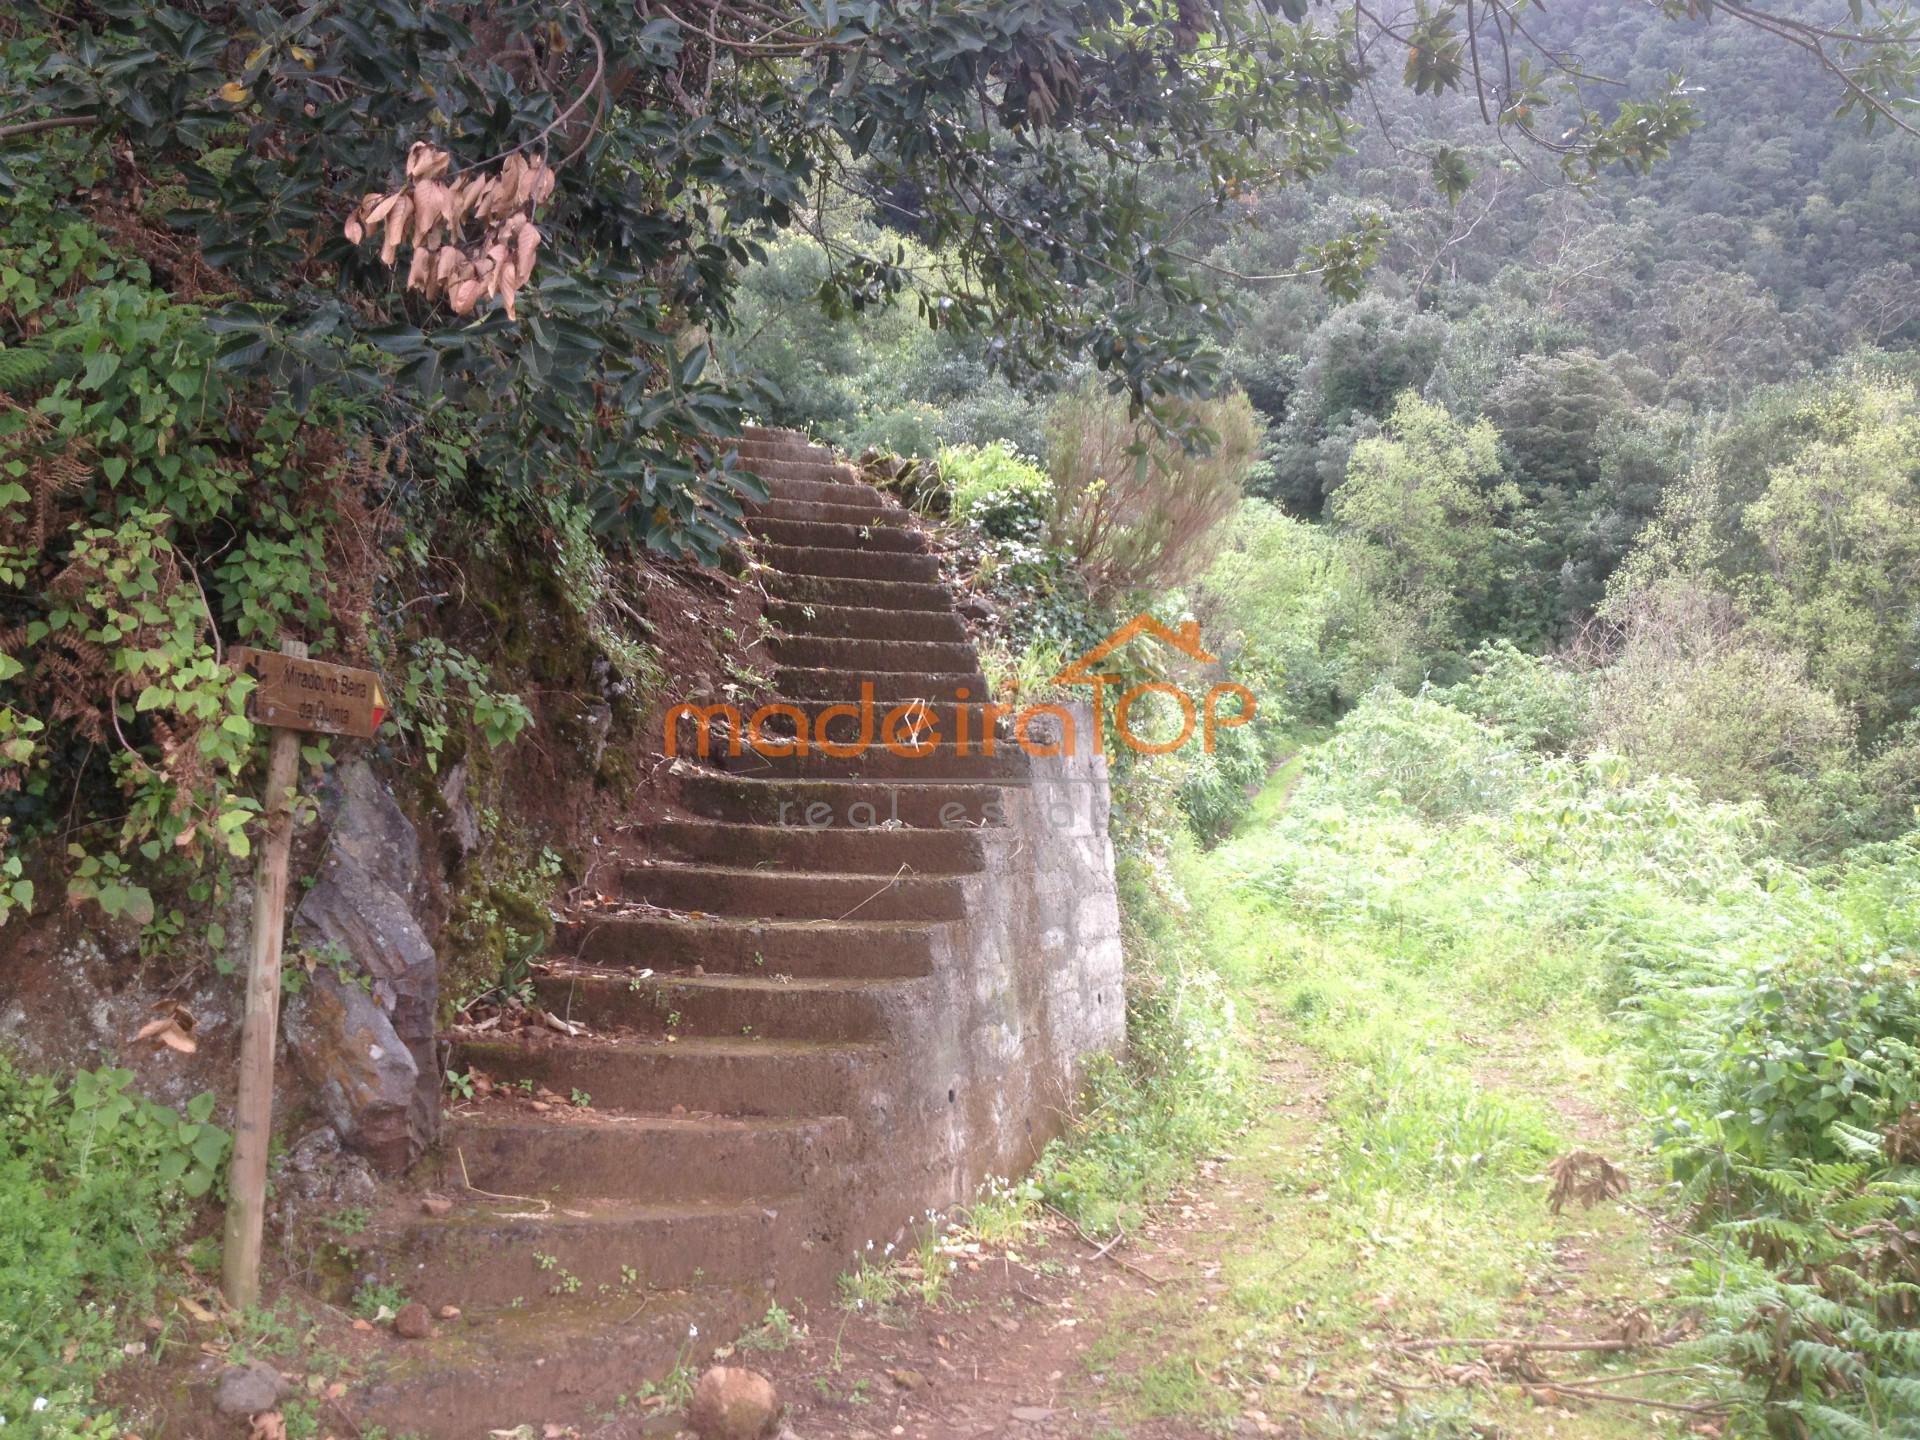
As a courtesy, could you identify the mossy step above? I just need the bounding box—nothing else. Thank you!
[763,599,968,643]
[763,571,953,611]
[672,772,1012,828]
[749,516,928,552]
[609,860,970,921]
[372,1191,813,1308]
[451,1033,883,1115]
[769,634,979,672]
[717,741,1026,782]
[646,818,988,875]
[427,1107,855,1201]
[559,912,952,977]
[758,542,941,583]
[532,967,927,1040]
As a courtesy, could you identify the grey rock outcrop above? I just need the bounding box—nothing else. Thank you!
[285,759,439,1170]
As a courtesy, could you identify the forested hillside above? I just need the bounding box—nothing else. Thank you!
[711,4,1920,1435]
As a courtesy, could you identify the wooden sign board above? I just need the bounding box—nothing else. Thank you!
[228,646,387,738]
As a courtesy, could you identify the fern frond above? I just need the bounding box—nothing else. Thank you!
[0,345,71,394]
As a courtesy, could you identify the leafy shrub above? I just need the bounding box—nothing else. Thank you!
[1648,952,1920,1174]
[0,1059,228,1434]
[1046,385,1258,605]
[1176,689,1269,845]
[1432,640,1591,752]
[944,442,1052,540]
[1306,688,1527,821]
[1192,500,1410,725]
[1590,580,1855,838]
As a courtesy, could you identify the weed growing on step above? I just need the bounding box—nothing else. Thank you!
[738,1301,806,1353]
[349,1280,407,1320]
[961,1174,1042,1249]
[0,1058,230,1435]
[569,1088,592,1108]
[318,1206,370,1238]
[837,1243,902,1312]
[444,1068,477,1101]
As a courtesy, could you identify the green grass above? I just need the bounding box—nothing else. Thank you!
[1080,690,1920,1436]
[0,1060,231,1437]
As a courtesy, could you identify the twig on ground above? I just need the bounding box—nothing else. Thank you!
[1528,1383,1725,1415]
[1395,1326,1684,1354]
[835,864,909,921]
[456,1147,552,1213]
[1042,1203,1167,1285]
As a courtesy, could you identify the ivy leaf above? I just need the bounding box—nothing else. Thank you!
[1431,147,1474,207]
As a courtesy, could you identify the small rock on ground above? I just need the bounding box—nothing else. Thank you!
[393,1301,433,1340]
[214,1360,288,1417]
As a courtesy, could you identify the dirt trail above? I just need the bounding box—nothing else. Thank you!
[735,1030,1691,1440]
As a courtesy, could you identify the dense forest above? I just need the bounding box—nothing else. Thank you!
[3,0,1920,1435]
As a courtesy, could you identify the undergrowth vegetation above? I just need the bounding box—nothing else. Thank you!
[1225,692,1920,1436]
[0,1059,229,1434]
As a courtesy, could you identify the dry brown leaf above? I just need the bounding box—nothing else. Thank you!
[412,179,453,244]
[378,196,412,265]
[1545,1150,1630,1215]
[249,1411,288,1440]
[176,1294,220,1323]
[134,1002,197,1054]
[405,141,450,182]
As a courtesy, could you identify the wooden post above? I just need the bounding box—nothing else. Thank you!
[222,639,307,1312]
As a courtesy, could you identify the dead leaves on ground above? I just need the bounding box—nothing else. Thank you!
[133,1000,198,1053]
[344,143,555,320]
[1546,1149,1630,1214]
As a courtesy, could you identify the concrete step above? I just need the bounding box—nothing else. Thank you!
[774,666,989,702]
[735,694,1010,745]
[758,543,941,583]
[756,498,916,528]
[608,861,970,921]
[764,600,968,644]
[647,818,988,874]
[735,435,831,458]
[560,913,949,977]
[673,772,1011,828]
[427,1108,854,1201]
[770,634,978,673]
[451,1034,882,1116]
[764,571,953,612]
[351,1290,761,1439]
[376,1192,810,1308]
[761,476,887,506]
[717,742,1026,782]
[742,455,864,484]
[749,517,928,553]
[532,968,924,1041]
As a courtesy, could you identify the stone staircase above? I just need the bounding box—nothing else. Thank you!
[353,428,1032,1435]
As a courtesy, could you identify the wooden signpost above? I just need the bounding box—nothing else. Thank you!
[221,641,388,1310]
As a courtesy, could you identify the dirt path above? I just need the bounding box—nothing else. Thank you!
[730,1026,1695,1440]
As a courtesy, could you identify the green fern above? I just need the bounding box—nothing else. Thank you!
[0,344,66,394]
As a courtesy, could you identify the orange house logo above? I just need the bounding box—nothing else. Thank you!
[1050,615,1255,756]
[664,614,1255,762]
